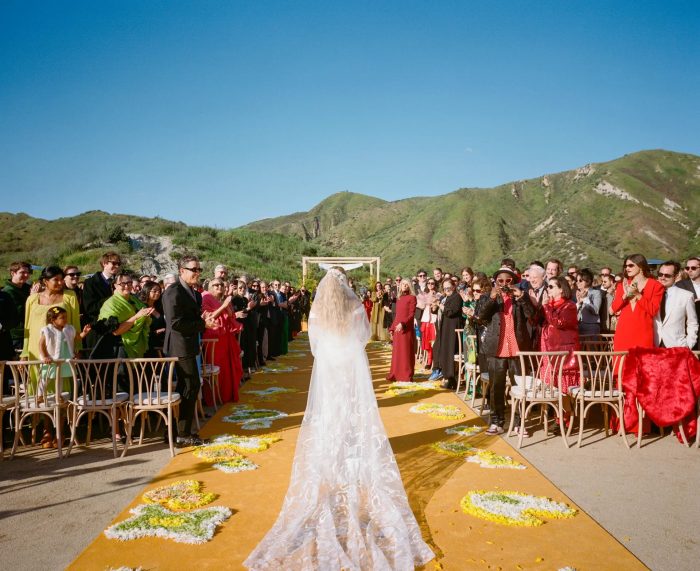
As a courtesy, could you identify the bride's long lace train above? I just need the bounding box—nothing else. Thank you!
[244,307,434,570]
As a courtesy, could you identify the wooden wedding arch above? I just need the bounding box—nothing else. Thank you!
[301,256,381,285]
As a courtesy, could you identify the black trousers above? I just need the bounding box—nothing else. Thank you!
[487,356,519,427]
[174,357,199,437]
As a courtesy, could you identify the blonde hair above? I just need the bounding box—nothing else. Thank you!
[310,267,360,335]
[397,278,413,298]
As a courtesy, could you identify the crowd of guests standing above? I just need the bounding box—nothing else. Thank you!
[379,255,699,436]
[1,253,311,449]
[2,250,698,449]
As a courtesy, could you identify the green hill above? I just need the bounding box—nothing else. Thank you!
[2,149,698,283]
[246,150,700,274]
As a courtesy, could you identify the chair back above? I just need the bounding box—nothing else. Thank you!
[7,360,68,410]
[579,334,614,352]
[125,358,177,407]
[574,351,626,396]
[68,359,122,408]
[516,351,568,399]
[201,338,218,369]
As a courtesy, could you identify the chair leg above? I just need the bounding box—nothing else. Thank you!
[65,409,79,459]
[110,409,118,459]
[517,403,526,449]
[139,413,146,445]
[636,402,643,449]
[55,408,63,460]
[558,407,569,449]
[86,411,93,447]
[507,399,517,436]
[167,406,175,458]
[603,407,609,437]
[10,413,22,459]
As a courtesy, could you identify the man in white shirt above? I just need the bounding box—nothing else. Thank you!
[654,261,698,350]
[675,256,700,350]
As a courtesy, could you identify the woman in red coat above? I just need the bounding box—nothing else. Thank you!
[612,254,664,351]
[540,276,580,394]
[386,279,417,382]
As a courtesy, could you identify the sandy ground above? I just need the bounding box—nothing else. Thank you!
[2,388,699,570]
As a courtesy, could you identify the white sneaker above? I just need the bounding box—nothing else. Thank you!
[486,424,504,435]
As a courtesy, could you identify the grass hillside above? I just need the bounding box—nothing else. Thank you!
[2,149,698,283]
[246,150,700,274]
[0,211,327,282]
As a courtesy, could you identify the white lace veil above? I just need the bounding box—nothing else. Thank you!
[308,267,362,336]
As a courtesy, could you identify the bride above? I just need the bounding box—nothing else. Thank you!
[244,268,435,570]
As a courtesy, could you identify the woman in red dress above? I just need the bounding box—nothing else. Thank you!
[612,254,664,351]
[202,279,244,403]
[611,254,664,433]
[386,279,417,382]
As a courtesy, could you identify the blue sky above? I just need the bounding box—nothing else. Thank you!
[1,1,698,228]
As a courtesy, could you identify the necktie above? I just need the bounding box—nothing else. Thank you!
[660,290,667,321]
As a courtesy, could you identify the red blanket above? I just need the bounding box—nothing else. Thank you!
[622,347,700,441]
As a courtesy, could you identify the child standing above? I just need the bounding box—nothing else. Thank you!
[37,306,90,447]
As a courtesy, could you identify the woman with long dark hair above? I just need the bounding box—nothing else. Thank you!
[611,254,664,352]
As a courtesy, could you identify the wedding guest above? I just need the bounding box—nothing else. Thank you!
[575,269,602,336]
[234,280,257,373]
[138,281,166,355]
[676,256,700,349]
[600,273,618,332]
[477,267,535,434]
[370,282,387,341]
[653,261,698,349]
[3,261,33,352]
[63,265,85,326]
[545,258,563,279]
[202,278,243,403]
[163,273,178,289]
[612,254,664,352]
[386,279,417,382]
[382,283,394,334]
[83,252,122,347]
[541,275,580,408]
[162,255,209,447]
[362,290,373,320]
[419,278,438,370]
[429,278,463,389]
[214,264,228,280]
[22,266,81,363]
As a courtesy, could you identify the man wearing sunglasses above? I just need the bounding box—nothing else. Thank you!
[665,259,699,350]
[477,266,535,435]
[83,252,123,348]
[162,255,209,447]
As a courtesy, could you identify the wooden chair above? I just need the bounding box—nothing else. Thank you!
[67,359,128,458]
[123,358,180,457]
[8,360,71,459]
[0,363,14,460]
[507,351,570,448]
[453,329,465,394]
[571,351,628,448]
[200,339,221,410]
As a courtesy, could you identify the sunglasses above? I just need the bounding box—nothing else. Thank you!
[183,267,203,273]
[211,283,224,287]
[496,278,513,284]
[418,274,426,277]
[624,263,636,268]
[473,289,482,293]
[685,266,699,271]
[427,281,436,285]
[657,272,675,279]
[115,281,133,287]
[65,272,81,277]
[106,261,122,266]
[547,284,557,289]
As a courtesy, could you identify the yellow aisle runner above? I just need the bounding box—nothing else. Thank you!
[69,336,646,570]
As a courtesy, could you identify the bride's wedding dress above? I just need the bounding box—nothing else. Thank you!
[244,270,434,570]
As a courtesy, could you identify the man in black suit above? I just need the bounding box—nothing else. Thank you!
[162,255,210,447]
[82,251,122,349]
[676,256,700,349]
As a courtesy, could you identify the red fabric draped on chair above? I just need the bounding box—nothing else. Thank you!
[621,346,700,441]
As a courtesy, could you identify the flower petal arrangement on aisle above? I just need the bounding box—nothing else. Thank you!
[409,402,465,420]
[386,381,442,397]
[222,405,288,430]
[104,504,232,544]
[460,490,577,527]
[259,363,297,374]
[445,425,484,437]
[142,480,216,511]
[243,386,298,401]
[191,434,282,473]
[431,439,526,470]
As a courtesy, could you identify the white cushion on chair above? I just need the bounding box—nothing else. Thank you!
[569,387,620,399]
[513,375,539,390]
[76,392,129,407]
[133,392,181,406]
[203,364,220,375]
[22,392,71,409]
[510,384,557,399]
[1,395,15,407]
